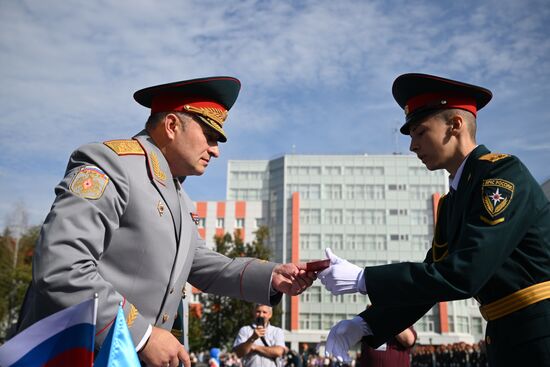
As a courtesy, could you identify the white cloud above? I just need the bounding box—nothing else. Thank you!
[1,0,549,224]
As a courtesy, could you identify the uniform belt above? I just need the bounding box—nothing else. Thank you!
[479,280,550,321]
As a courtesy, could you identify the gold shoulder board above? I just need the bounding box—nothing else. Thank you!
[104,139,144,156]
[479,153,510,162]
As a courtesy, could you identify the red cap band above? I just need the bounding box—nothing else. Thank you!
[406,93,477,117]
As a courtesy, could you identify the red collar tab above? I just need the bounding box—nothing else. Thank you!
[405,93,477,117]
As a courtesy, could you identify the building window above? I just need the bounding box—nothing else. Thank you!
[415,315,435,332]
[287,184,320,199]
[325,166,342,175]
[216,218,224,228]
[300,286,322,303]
[471,317,483,334]
[324,209,343,225]
[456,316,470,333]
[411,209,431,225]
[411,235,430,251]
[324,184,342,199]
[301,233,321,250]
[447,315,455,332]
[235,218,245,228]
[254,218,263,228]
[300,209,321,224]
[324,234,343,250]
[198,218,206,228]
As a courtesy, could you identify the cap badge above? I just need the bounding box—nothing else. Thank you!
[184,105,227,125]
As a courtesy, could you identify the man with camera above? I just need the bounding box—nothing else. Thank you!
[233,304,286,367]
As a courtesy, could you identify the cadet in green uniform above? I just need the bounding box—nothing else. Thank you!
[318,73,550,367]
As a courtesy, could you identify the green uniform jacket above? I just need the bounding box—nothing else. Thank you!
[359,145,550,366]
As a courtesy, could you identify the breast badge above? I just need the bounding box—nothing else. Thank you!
[190,212,200,225]
[157,201,166,216]
[69,166,109,200]
[481,178,514,224]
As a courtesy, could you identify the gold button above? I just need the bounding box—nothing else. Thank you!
[486,336,491,344]
[162,313,169,323]
[182,287,186,297]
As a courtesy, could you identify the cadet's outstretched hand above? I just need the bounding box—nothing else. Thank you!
[318,248,366,295]
[325,316,371,363]
[272,263,316,295]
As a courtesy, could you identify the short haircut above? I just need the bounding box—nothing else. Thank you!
[438,108,477,139]
[255,304,272,311]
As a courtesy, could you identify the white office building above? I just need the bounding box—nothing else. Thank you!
[193,154,486,350]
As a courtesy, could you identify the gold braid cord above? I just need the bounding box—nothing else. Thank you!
[184,105,227,125]
[150,151,166,182]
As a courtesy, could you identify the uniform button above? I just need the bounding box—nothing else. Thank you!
[169,287,174,294]
[182,288,186,297]
[162,313,169,323]
[486,336,491,344]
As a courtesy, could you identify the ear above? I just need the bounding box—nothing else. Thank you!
[449,114,464,136]
[164,113,179,140]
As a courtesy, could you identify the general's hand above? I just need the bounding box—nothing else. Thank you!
[272,263,316,295]
[325,316,371,363]
[318,248,366,295]
[139,326,190,367]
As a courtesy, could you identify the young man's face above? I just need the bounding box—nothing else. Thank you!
[408,113,454,172]
[166,114,221,177]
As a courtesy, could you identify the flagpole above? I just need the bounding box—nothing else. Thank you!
[92,293,99,366]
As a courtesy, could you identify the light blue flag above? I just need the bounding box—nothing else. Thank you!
[94,305,140,367]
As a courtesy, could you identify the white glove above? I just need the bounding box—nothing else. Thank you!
[318,248,367,295]
[325,316,372,363]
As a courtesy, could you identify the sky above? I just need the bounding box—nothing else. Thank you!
[1,0,549,228]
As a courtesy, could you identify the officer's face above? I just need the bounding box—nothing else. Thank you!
[166,114,220,177]
[409,114,454,171]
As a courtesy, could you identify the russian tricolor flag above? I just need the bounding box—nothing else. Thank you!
[0,297,98,367]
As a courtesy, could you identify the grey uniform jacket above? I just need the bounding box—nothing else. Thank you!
[17,130,280,349]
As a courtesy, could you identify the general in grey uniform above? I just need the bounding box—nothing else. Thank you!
[16,77,308,361]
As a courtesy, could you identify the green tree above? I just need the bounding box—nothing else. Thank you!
[0,225,39,341]
[190,226,282,352]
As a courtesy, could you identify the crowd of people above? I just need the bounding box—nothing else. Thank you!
[189,341,489,367]
[411,342,488,367]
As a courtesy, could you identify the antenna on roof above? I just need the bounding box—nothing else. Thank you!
[393,125,401,155]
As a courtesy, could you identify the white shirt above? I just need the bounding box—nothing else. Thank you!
[233,323,285,367]
[449,146,478,191]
